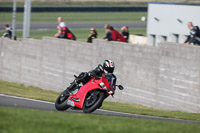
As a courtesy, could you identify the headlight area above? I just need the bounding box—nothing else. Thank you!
[99,82,107,90]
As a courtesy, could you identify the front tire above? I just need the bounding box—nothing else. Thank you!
[83,90,105,113]
[55,90,70,111]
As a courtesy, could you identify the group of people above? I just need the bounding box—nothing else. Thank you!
[103,24,129,43]
[1,17,200,46]
[54,17,76,40]
[54,17,129,43]
[55,17,200,46]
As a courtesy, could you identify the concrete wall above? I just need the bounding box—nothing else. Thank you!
[0,37,199,113]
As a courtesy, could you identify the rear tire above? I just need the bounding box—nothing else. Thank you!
[55,90,70,111]
[83,90,105,113]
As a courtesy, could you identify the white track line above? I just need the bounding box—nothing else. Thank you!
[98,109,167,119]
[0,94,54,105]
[0,94,125,114]
[0,93,199,123]
[0,94,143,115]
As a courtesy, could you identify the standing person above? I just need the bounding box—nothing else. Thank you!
[55,17,76,40]
[106,26,126,42]
[185,22,200,45]
[54,25,61,38]
[87,27,97,43]
[2,24,17,40]
[55,17,67,38]
[58,26,76,40]
[121,26,129,43]
[57,17,67,29]
[104,24,112,41]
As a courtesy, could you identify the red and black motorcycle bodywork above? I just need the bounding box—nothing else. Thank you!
[55,69,123,113]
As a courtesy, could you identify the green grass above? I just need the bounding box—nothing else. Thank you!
[1,106,200,133]
[102,101,200,121]
[0,12,147,23]
[0,80,59,102]
[0,28,146,42]
[1,107,200,133]
[0,80,200,121]
[0,11,147,42]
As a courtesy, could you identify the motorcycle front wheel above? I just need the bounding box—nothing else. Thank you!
[55,90,70,111]
[83,90,105,113]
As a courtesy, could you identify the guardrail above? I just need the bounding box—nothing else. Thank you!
[0,6,147,12]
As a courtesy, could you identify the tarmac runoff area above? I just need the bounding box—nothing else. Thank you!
[0,94,200,124]
[0,22,146,30]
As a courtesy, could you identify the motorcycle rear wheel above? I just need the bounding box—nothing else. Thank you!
[83,90,105,113]
[55,90,70,111]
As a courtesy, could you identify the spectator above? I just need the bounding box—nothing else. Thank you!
[58,26,76,40]
[185,22,200,45]
[57,17,67,28]
[87,27,97,43]
[106,26,126,42]
[104,24,112,41]
[55,17,76,40]
[121,26,129,43]
[2,24,17,40]
[55,17,66,37]
[54,25,61,38]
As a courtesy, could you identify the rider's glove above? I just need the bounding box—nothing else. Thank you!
[88,71,96,77]
[75,79,80,84]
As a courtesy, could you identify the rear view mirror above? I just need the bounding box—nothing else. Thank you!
[118,85,124,90]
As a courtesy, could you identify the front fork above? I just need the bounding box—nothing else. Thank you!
[67,82,77,91]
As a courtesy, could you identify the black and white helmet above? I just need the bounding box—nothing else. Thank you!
[103,60,115,73]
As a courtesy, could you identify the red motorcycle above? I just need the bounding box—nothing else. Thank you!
[55,64,124,113]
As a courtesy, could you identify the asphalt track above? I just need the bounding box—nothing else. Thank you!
[0,22,146,30]
[0,94,200,124]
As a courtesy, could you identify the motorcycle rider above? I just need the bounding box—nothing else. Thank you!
[67,60,116,95]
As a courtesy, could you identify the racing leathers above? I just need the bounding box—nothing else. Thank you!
[67,66,117,95]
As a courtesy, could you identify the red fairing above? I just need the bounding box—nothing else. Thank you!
[101,74,110,89]
[68,74,110,109]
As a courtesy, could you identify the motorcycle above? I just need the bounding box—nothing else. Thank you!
[55,64,124,113]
